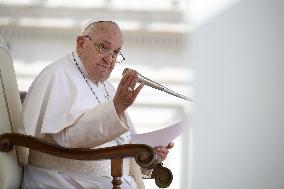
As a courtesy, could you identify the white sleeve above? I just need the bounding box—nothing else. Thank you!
[52,100,129,148]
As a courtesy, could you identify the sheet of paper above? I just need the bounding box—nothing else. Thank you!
[131,120,189,147]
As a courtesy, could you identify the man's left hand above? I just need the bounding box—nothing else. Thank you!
[153,142,174,162]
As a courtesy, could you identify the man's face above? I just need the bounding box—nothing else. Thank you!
[76,22,123,82]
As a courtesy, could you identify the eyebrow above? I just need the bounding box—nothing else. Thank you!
[99,40,111,45]
[99,40,122,52]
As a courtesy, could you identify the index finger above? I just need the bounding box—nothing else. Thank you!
[167,142,174,149]
[119,69,132,86]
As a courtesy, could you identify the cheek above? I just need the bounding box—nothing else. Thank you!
[85,52,96,62]
[82,46,97,61]
[83,59,94,70]
[81,57,98,76]
[84,54,98,69]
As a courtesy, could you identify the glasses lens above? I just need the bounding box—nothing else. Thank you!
[116,52,125,64]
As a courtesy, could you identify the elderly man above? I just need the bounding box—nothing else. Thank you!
[18,21,173,189]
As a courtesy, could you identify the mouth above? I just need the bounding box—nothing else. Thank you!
[97,64,109,69]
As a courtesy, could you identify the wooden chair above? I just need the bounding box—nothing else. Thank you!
[0,36,172,189]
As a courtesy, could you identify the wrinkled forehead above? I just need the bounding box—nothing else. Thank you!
[89,22,123,47]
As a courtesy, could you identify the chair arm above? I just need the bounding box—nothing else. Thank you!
[0,133,173,188]
[0,133,158,169]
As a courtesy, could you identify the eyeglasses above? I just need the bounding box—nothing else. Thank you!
[85,35,125,64]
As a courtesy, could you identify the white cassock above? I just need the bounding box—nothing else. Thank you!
[18,51,149,189]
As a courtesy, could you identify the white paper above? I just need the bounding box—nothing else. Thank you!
[131,120,189,147]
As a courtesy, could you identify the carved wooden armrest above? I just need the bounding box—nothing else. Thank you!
[149,163,173,188]
[0,133,158,168]
[0,133,172,188]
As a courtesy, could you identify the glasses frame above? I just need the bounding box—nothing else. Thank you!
[85,35,125,64]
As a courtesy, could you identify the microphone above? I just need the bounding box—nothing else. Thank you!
[122,68,192,101]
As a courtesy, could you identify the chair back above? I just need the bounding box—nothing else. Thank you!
[0,35,28,189]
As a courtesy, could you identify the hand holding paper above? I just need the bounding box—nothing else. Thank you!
[153,142,174,161]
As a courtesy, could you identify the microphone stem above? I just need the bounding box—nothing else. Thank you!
[122,68,192,102]
[138,73,192,102]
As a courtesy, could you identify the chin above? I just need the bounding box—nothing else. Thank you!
[97,74,110,82]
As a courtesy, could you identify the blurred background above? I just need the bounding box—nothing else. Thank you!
[0,0,191,188]
[189,0,284,189]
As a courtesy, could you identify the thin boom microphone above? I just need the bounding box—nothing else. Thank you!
[123,68,192,101]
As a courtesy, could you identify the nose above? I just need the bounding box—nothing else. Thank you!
[103,53,116,63]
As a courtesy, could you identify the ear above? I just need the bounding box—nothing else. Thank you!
[76,36,85,56]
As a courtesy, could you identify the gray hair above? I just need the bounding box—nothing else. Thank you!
[80,21,118,36]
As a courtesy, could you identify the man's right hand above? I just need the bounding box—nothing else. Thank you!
[113,69,144,117]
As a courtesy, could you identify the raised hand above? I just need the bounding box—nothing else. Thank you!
[113,69,144,117]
